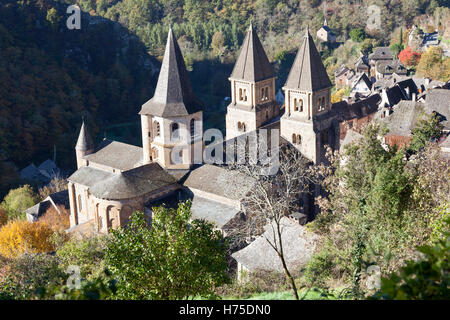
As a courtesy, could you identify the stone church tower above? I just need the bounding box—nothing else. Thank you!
[75,120,94,169]
[226,24,280,140]
[139,29,204,169]
[281,28,339,164]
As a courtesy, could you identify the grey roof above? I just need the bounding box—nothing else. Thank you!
[369,47,394,61]
[353,73,372,90]
[231,217,318,273]
[75,121,94,151]
[68,163,178,200]
[385,85,407,106]
[84,140,143,171]
[139,28,204,117]
[229,24,275,82]
[190,196,240,229]
[19,163,48,182]
[355,55,370,70]
[425,89,450,130]
[340,129,363,152]
[25,190,69,222]
[384,101,425,136]
[284,29,332,91]
[376,60,407,75]
[334,93,381,121]
[184,164,255,201]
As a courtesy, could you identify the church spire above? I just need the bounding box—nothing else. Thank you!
[229,23,274,82]
[75,119,94,151]
[284,28,332,92]
[139,28,203,117]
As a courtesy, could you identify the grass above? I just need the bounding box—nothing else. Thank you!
[221,287,345,300]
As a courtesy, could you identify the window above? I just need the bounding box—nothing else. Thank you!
[292,134,296,144]
[265,87,269,100]
[190,119,195,139]
[152,147,158,159]
[294,98,298,111]
[239,88,243,101]
[171,122,179,140]
[153,121,160,137]
[238,122,246,132]
[243,89,247,101]
[261,87,269,101]
[299,99,303,112]
[78,195,82,212]
[297,134,301,145]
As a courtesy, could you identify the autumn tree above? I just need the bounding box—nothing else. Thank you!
[211,31,226,57]
[416,47,449,81]
[398,46,421,67]
[1,185,37,221]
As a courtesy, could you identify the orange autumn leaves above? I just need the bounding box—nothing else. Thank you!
[0,206,70,259]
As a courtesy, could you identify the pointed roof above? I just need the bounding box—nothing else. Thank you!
[229,24,274,82]
[75,120,94,151]
[284,28,332,92]
[139,28,203,117]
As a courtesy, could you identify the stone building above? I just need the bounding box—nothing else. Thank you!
[316,19,336,43]
[225,24,280,140]
[280,28,339,164]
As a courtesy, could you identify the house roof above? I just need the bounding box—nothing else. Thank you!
[353,72,372,90]
[84,140,143,172]
[190,196,240,229]
[139,28,204,117]
[231,217,318,273]
[385,85,406,106]
[184,164,255,201]
[284,28,332,92]
[19,163,48,182]
[68,163,178,200]
[355,55,370,69]
[75,121,94,151]
[424,89,450,130]
[334,93,381,121]
[369,47,394,61]
[340,129,363,152]
[384,101,425,136]
[25,190,69,222]
[376,60,407,75]
[229,24,275,82]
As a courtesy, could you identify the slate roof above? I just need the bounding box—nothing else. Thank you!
[25,190,69,222]
[229,24,275,82]
[183,164,255,201]
[84,140,143,171]
[385,85,407,106]
[353,73,372,90]
[231,217,318,273]
[396,78,419,98]
[369,47,394,61]
[340,129,363,152]
[334,93,381,121]
[139,28,204,117]
[75,121,94,151]
[355,55,370,70]
[19,163,48,182]
[424,89,450,130]
[190,196,240,229]
[376,60,407,75]
[68,163,178,200]
[383,101,425,136]
[284,29,332,91]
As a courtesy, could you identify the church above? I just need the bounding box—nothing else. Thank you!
[67,25,339,234]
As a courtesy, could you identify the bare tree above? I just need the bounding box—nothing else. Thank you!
[230,142,317,300]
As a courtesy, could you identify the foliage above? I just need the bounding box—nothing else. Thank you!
[309,123,450,297]
[0,253,65,299]
[331,87,350,103]
[373,214,450,300]
[0,220,55,259]
[398,46,421,67]
[0,208,7,227]
[349,28,366,42]
[37,177,67,201]
[0,185,37,221]
[56,236,108,280]
[408,112,443,153]
[416,46,450,81]
[105,202,229,299]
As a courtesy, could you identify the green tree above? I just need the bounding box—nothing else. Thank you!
[349,28,366,42]
[105,201,229,299]
[0,185,37,220]
[408,112,443,153]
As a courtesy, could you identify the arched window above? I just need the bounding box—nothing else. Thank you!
[153,121,160,137]
[294,98,298,111]
[265,87,269,100]
[190,119,195,139]
[243,89,247,101]
[297,134,302,145]
[299,99,303,112]
[237,122,242,131]
[261,88,265,101]
[171,122,179,140]
[239,88,243,101]
[152,147,158,160]
[78,194,82,212]
[242,123,246,132]
[292,134,296,144]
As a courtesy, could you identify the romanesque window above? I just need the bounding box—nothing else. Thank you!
[261,88,265,101]
[292,134,296,144]
[297,134,302,145]
[153,121,160,137]
[265,87,269,100]
[243,89,247,101]
[171,122,179,140]
[190,119,195,139]
[78,194,82,212]
[238,122,246,132]
[299,99,303,112]
[239,88,243,101]
[294,98,298,111]
[261,87,269,101]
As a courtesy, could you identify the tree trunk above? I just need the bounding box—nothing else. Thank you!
[276,222,299,300]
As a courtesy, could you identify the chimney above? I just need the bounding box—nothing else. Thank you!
[412,92,416,101]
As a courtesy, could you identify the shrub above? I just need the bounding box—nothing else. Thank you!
[0,220,55,259]
[39,205,70,233]
[0,208,7,227]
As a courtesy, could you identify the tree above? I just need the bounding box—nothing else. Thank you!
[0,220,55,258]
[398,46,421,67]
[0,208,7,227]
[408,112,443,153]
[105,202,229,299]
[416,47,449,81]
[211,31,225,57]
[349,28,366,42]
[1,185,37,221]
[37,177,68,201]
[232,145,317,300]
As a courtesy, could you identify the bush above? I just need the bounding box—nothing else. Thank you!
[39,205,70,233]
[0,185,37,221]
[349,28,366,42]
[0,220,55,258]
[0,208,7,227]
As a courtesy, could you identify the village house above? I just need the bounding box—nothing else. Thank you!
[369,47,395,78]
[334,66,355,89]
[350,72,373,98]
[316,19,336,43]
[374,59,407,80]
